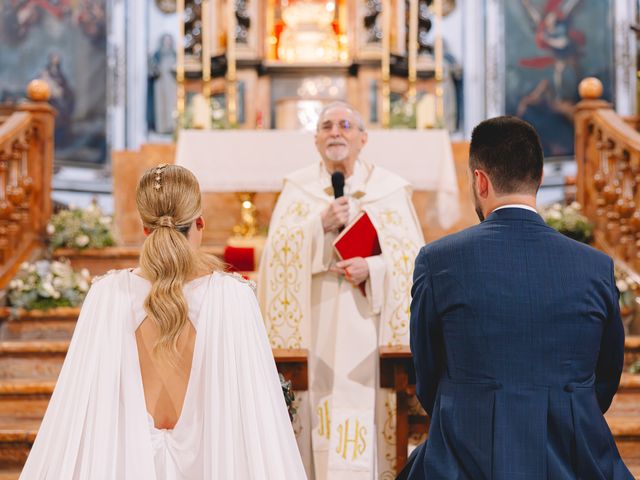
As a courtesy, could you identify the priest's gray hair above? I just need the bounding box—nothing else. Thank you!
[316,101,366,132]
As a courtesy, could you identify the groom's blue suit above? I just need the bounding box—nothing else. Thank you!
[407,207,632,479]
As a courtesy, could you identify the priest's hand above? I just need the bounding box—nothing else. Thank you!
[331,257,369,286]
[321,197,350,233]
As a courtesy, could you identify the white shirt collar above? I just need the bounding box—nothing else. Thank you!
[492,204,537,214]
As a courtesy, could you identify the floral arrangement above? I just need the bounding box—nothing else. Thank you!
[47,203,115,250]
[279,373,297,422]
[7,260,91,310]
[540,202,593,244]
[389,97,416,129]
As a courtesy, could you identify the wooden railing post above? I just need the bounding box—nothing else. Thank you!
[18,80,55,237]
[575,77,610,211]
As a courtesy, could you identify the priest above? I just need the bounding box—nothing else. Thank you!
[258,102,424,479]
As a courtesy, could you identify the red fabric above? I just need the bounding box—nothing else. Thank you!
[224,246,255,272]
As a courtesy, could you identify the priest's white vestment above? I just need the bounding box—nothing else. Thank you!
[258,161,424,479]
[20,269,306,480]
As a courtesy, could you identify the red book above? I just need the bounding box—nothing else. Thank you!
[333,211,382,261]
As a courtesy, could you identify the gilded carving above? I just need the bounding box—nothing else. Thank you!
[266,201,310,348]
[376,208,419,345]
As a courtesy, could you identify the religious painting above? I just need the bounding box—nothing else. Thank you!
[504,0,614,158]
[0,0,107,166]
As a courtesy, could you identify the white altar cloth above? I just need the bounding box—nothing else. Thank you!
[176,129,460,229]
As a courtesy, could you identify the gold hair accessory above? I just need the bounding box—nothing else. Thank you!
[154,163,168,190]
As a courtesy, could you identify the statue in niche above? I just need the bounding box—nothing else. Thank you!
[147,33,177,134]
[40,52,75,147]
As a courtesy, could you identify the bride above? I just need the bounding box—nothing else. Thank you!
[20,164,306,479]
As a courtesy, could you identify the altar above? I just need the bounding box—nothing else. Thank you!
[175,128,460,230]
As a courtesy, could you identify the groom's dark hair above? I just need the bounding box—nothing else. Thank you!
[469,116,544,195]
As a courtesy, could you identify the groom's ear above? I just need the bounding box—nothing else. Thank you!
[474,169,490,198]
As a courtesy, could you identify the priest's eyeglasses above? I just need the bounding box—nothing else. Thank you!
[319,119,357,133]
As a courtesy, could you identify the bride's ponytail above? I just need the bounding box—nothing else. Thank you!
[136,164,221,359]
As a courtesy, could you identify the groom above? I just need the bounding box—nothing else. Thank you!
[405,116,632,479]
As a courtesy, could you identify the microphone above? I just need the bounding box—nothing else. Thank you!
[331,171,344,199]
[331,172,346,232]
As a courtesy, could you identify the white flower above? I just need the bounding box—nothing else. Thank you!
[617,279,629,292]
[50,261,70,277]
[548,210,562,220]
[570,201,581,210]
[80,268,90,279]
[99,216,112,225]
[40,282,56,298]
[46,224,55,235]
[75,235,90,247]
[77,279,89,292]
[85,203,97,213]
[20,262,30,270]
[35,260,50,277]
[9,280,17,289]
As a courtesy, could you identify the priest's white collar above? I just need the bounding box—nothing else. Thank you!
[320,160,373,197]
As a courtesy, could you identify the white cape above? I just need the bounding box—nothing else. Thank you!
[20,269,306,479]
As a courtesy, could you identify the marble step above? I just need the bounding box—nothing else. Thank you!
[627,336,640,368]
[0,308,79,341]
[0,340,68,380]
[0,470,21,480]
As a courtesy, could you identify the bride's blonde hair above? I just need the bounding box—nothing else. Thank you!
[136,164,222,358]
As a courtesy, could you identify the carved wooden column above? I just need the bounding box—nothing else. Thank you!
[617,150,636,259]
[0,152,13,263]
[594,134,614,231]
[604,147,622,246]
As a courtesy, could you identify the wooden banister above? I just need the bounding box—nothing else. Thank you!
[0,80,55,288]
[575,77,640,271]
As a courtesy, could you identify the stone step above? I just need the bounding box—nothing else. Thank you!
[627,336,640,368]
[0,470,20,480]
[0,340,68,380]
[0,308,79,341]
[0,416,39,469]
[621,373,640,391]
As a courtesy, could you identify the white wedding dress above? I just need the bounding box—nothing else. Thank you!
[20,269,307,479]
